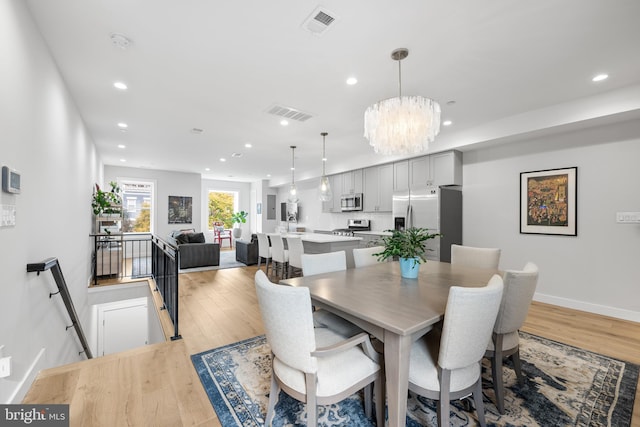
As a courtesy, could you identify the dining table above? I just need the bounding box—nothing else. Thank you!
[280,260,499,427]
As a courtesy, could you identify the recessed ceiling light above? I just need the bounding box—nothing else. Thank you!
[346,77,358,85]
[119,158,126,162]
[446,100,456,106]
[266,174,272,177]
[219,158,226,162]
[113,81,128,90]
[592,73,608,82]
[205,167,210,171]
[244,143,252,148]
[442,120,453,126]
[190,128,204,134]
[117,144,126,149]
[231,152,242,158]
[117,122,128,129]
[280,119,289,126]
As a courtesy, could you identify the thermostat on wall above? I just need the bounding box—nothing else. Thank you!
[2,166,21,194]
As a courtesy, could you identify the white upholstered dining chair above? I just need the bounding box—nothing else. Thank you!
[451,244,501,270]
[286,237,304,278]
[300,251,362,338]
[254,270,384,427]
[485,262,539,413]
[352,246,385,268]
[256,233,272,276]
[268,234,289,279]
[408,274,504,427]
[300,251,346,276]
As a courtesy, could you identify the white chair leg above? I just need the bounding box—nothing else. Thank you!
[305,372,318,427]
[266,368,279,426]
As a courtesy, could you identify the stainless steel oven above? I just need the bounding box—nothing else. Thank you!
[340,193,363,212]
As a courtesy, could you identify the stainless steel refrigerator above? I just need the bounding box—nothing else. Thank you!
[392,185,462,262]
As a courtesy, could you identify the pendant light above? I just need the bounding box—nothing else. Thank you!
[288,145,298,203]
[318,132,332,201]
[364,48,441,155]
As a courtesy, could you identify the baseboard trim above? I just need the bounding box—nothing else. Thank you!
[9,347,46,403]
[534,292,640,323]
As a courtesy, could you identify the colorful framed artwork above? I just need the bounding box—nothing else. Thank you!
[168,195,193,224]
[520,167,577,236]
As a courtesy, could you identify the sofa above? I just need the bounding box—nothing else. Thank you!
[168,229,220,269]
[235,234,258,265]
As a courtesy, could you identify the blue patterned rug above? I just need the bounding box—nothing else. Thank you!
[191,332,638,426]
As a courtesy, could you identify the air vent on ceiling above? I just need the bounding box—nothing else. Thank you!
[302,7,338,36]
[266,104,313,122]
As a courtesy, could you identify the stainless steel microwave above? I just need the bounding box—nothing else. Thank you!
[341,193,363,212]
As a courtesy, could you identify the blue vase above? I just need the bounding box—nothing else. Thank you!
[399,257,420,279]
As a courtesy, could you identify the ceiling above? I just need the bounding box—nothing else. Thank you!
[25,1,640,186]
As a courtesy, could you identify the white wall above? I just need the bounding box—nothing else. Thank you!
[104,166,201,240]
[462,119,640,321]
[0,0,101,402]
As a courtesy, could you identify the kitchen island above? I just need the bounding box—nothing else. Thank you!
[281,232,362,268]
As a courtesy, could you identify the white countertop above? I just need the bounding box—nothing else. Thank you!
[353,230,393,236]
[278,232,362,243]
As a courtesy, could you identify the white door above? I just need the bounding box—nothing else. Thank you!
[98,299,148,356]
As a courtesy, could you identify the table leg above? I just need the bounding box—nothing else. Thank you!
[384,332,412,427]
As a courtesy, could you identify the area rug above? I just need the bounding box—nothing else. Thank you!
[191,333,638,427]
[179,251,246,273]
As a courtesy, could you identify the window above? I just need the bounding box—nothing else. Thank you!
[208,191,237,229]
[120,180,154,233]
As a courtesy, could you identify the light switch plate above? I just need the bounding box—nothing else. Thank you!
[616,212,640,223]
[0,356,11,378]
[1,204,16,227]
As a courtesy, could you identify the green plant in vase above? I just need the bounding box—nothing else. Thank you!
[231,210,248,239]
[92,181,122,216]
[374,227,441,278]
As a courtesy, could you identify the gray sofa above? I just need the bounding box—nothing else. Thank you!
[168,229,220,269]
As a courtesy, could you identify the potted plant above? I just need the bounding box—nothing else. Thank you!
[231,210,248,239]
[92,181,122,217]
[374,227,441,278]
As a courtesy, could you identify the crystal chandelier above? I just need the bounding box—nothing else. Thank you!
[318,132,333,201]
[364,48,441,155]
[288,145,298,203]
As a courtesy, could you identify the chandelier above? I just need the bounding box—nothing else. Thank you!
[318,132,333,201]
[288,145,298,203]
[364,48,441,155]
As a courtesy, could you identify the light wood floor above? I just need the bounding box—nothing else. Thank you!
[24,263,640,426]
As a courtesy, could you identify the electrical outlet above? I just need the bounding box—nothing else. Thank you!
[0,356,11,378]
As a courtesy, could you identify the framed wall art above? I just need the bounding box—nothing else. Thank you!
[520,167,577,236]
[168,195,193,224]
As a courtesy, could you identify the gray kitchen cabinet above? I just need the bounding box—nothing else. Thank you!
[363,164,393,212]
[410,150,462,188]
[393,160,409,191]
[342,169,363,194]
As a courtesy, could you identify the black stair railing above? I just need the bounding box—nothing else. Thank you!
[26,258,93,359]
[151,236,181,341]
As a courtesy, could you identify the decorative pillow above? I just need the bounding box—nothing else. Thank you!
[175,233,190,245]
[189,232,205,243]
